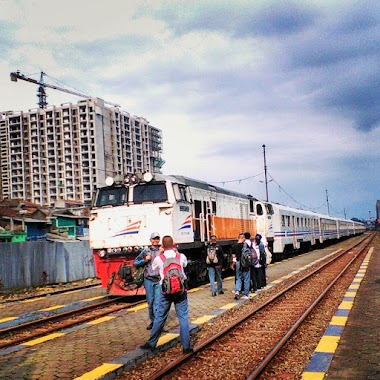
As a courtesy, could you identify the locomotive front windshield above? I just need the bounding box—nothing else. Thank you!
[94,187,128,207]
[133,182,168,203]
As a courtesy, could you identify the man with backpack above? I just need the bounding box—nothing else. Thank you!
[205,234,225,296]
[134,232,161,330]
[140,235,193,354]
[242,232,259,294]
[232,233,251,300]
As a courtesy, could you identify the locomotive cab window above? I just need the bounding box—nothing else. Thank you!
[93,187,128,207]
[256,203,264,216]
[173,184,191,203]
[132,182,168,203]
[265,204,274,215]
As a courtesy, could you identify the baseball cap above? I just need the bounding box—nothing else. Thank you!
[150,232,160,239]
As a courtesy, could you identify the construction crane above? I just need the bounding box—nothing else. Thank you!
[10,70,120,109]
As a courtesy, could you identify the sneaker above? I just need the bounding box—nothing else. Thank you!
[183,347,194,354]
[218,290,224,295]
[140,342,153,350]
[240,295,249,300]
[212,292,217,297]
[146,322,153,330]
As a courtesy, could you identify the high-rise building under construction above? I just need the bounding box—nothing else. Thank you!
[0,97,164,206]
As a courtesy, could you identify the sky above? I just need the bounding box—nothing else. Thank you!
[0,0,379,221]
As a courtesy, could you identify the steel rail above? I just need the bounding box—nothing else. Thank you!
[0,297,146,350]
[246,232,375,379]
[0,282,101,304]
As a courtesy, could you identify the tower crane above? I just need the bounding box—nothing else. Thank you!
[10,70,120,109]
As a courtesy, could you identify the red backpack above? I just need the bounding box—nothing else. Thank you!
[159,252,186,295]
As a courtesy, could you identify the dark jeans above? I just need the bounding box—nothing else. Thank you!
[250,266,258,291]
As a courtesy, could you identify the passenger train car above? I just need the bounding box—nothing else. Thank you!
[89,172,365,296]
[253,201,366,256]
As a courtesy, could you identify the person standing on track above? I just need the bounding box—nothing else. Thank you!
[134,232,161,330]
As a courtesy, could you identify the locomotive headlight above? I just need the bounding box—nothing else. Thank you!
[105,177,114,186]
[143,172,153,182]
[134,246,140,252]
[98,250,107,258]
[127,247,133,252]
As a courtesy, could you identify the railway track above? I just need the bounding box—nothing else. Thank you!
[0,280,101,304]
[0,296,145,350]
[118,233,374,380]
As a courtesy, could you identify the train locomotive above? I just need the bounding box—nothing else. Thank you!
[89,172,365,296]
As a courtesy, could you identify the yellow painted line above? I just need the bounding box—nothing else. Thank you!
[339,300,353,309]
[302,372,327,380]
[87,316,115,325]
[83,296,104,302]
[74,363,123,380]
[40,305,65,311]
[0,316,17,323]
[291,270,301,274]
[21,297,46,303]
[187,287,201,293]
[315,335,340,353]
[330,316,348,326]
[272,279,282,284]
[348,284,359,290]
[23,332,65,346]
[191,315,216,324]
[345,291,357,297]
[64,289,82,295]
[219,303,238,310]
[157,332,179,346]
[129,303,148,312]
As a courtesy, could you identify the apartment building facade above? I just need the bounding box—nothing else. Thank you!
[0,98,164,206]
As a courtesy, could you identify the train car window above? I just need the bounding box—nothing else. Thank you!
[281,215,285,227]
[173,184,190,203]
[266,204,274,215]
[211,201,216,214]
[287,216,290,227]
[249,199,255,213]
[94,187,128,207]
[256,203,264,215]
[133,182,167,203]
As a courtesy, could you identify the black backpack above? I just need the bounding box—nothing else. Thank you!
[240,242,258,267]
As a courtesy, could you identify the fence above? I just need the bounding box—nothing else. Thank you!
[0,241,95,291]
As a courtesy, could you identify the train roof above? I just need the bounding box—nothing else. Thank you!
[166,174,254,200]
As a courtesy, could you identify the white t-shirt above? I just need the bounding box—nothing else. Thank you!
[152,249,188,284]
[260,235,268,247]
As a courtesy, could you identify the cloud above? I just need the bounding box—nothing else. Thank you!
[0,0,379,220]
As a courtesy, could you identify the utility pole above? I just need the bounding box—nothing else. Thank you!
[262,144,269,202]
[325,189,330,216]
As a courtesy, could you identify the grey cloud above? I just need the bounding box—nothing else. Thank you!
[145,1,316,38]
